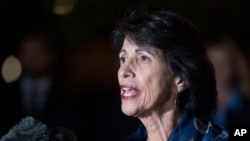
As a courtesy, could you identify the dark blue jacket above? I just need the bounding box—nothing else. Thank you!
[125,112,229,141]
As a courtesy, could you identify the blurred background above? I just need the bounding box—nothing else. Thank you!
[0,0,250,140]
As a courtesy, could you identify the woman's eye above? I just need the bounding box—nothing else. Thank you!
[120,57,127,63]
[140,55,150,61]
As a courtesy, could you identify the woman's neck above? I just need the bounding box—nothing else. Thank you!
[139,109,181,141]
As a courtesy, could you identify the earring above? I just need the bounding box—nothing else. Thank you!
[175,97,179,113]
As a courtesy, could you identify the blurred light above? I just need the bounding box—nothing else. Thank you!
[1,55,22,83]
[53,0,77,15]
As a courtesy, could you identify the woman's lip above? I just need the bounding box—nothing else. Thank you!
[120,85,140,99]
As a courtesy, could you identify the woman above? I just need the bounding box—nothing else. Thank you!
[112,8,229,141]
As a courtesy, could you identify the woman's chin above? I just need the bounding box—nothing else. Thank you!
[122,110,135,116]
[121,104,137,116]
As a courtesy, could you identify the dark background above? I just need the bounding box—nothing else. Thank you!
[0,0,250,140]
[1,0,250,52]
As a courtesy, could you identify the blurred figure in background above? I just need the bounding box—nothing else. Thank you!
[0,29,81,139]
[206,34,250,129]
[16,31,59,118]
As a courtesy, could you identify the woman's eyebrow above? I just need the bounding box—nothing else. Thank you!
[119,49,126,55]
[119,47,158,57]
[135,48,156,56]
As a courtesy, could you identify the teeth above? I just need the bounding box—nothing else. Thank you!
[124,93,133,97]
[122,87,130,91]
[121,86,139,97]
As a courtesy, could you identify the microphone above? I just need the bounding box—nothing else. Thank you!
[0,116,78,141]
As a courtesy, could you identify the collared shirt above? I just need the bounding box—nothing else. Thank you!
[124,112,229,141]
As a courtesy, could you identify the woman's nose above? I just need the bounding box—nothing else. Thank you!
[118,62,135,78]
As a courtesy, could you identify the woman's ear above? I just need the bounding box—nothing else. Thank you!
[174,76,187,93]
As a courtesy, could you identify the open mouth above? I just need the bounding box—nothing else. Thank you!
[120,85,140,99]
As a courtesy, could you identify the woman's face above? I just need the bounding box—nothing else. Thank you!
[118,38,176,117]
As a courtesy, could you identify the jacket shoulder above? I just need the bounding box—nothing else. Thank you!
[193,117,229,140]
